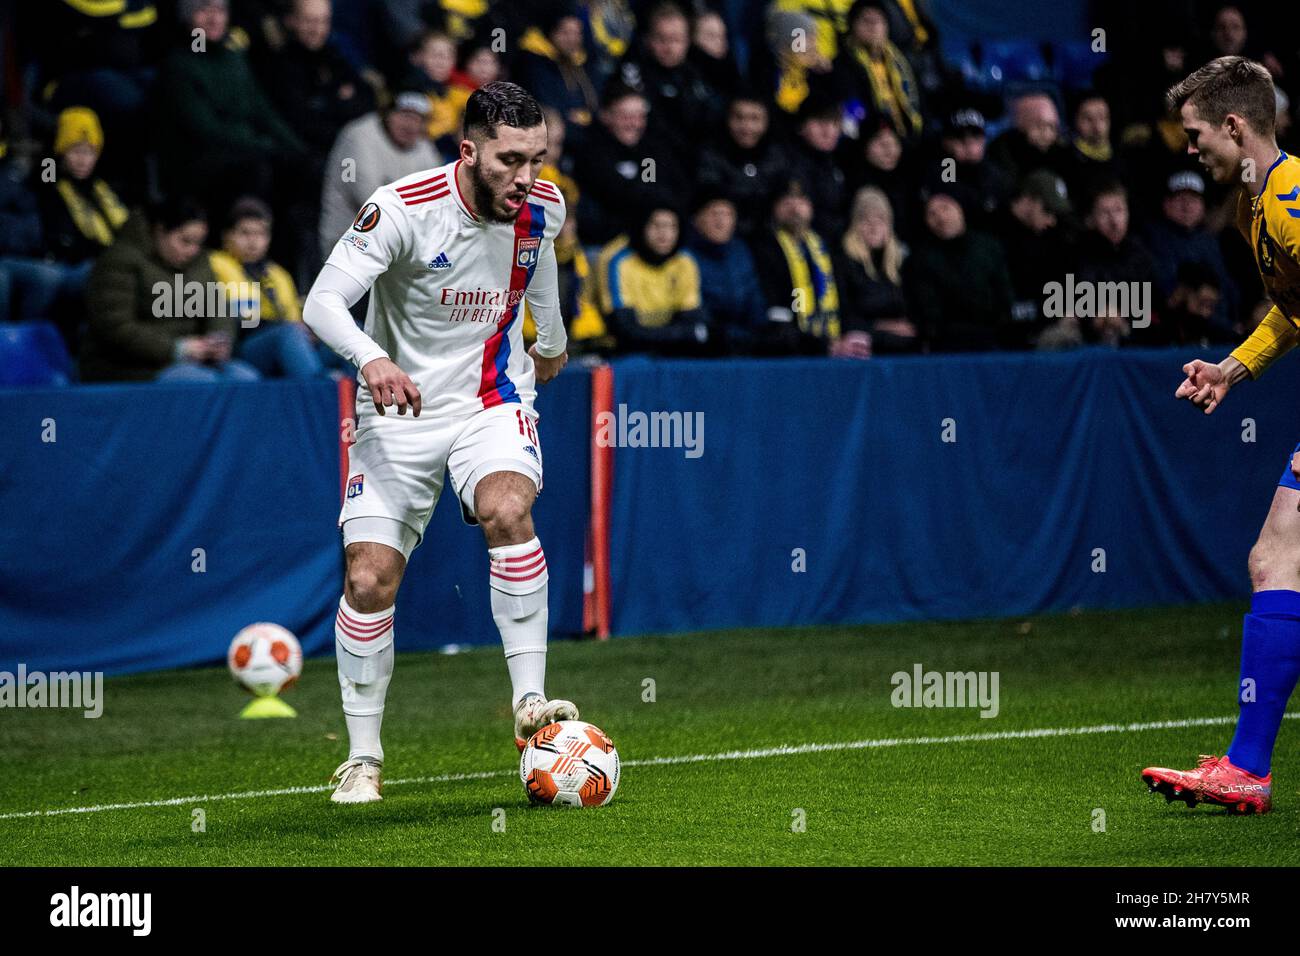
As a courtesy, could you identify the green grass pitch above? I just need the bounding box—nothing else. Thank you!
[2,603,1297,866]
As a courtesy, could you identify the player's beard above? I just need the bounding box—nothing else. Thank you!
[469,164,526,223]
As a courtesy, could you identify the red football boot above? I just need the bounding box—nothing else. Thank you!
[1142,754,1272,814]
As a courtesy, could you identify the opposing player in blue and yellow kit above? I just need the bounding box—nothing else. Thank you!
[1143,57,1300,814]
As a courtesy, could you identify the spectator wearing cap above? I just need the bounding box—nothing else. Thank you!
[319,93,440,259]
[38,108,129,273]
[994,170,1079,348]
[926,108,1011,234]
[748,176,842,355]
[211,197,334,379]
[903,182,1013,351]
[82,197,259,384]
[1138,170,1238,330]
[596,206,714,356]
[616,3,726,161]
[574,82,688,248]
[835,186,917,354]
[33,107,131,351]
[785,95,852,242]
[517,6,601,134]
[987,92,1073,188]
[153,0,307,212]
[831,0,923,144]
[683,189,766,351]
[42,0,162,194]
[696,93,789,240]
[1071,181,1161,345]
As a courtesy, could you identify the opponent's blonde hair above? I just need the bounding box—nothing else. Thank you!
[1166,55,1275,135]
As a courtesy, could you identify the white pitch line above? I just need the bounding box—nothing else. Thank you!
[1,711,1293,822]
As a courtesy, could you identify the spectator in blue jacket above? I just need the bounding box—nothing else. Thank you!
[1138,170,1238,331]
[683,188,765,353]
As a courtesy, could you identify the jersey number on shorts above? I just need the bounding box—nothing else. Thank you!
[516,410,539,447]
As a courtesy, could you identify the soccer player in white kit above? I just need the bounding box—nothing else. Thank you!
[302,82,579,803]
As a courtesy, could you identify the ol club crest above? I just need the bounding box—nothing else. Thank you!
[515,236,540,269]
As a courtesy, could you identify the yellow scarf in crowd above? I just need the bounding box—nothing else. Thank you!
[894,0,929,46]
[776,228,840,338]
[56,177,128,247]
[850,41,923,138]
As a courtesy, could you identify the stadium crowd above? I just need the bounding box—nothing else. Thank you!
[2,0,1297,382]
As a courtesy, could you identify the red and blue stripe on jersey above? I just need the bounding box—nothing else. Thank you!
[478,199,546,408]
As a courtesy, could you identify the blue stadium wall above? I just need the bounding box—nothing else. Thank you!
[1,347,1292,675]
[930,0,1089,41]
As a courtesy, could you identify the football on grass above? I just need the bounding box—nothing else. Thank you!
[520,720,620,807]
[227,623,302,697]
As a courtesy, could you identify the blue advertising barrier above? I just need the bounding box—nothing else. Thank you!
[0,371,590,675]
[607,349,1300,635]
[6,348,1300,674]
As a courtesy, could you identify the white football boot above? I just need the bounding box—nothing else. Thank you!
[514,693,580,751]
[330,758,383,804]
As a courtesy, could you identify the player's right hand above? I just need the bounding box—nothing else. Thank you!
[1174,359,1228,415]
[361,357,421,417]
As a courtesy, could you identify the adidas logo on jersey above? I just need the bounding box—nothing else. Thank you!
[427,252,452,270]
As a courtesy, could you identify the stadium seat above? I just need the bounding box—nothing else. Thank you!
[0,321,72,387]
[938,34,982,90]
[1053,39,1109,90]
[982,40,1051,85]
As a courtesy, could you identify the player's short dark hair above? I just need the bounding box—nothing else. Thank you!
[1166,55,1275,135]
[463,81,545,140]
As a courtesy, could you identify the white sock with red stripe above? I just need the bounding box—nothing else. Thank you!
[488,537,549,709]
[335,596,395,763]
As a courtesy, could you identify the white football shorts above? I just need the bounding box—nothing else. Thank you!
[339,401,544,557]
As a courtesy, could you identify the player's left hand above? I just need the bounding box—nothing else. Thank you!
[529,345,568,385]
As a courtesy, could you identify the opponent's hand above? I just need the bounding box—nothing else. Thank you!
[1175,359,1229,415]
[361,357,421,416]
[529,345,567,385]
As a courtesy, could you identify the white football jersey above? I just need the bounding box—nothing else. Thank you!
[324,159,567,419]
